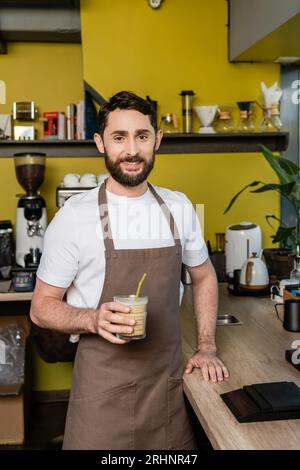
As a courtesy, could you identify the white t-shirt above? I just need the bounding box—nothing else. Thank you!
[37,183,208,308]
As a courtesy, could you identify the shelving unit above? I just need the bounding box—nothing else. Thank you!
[0,132,289,157]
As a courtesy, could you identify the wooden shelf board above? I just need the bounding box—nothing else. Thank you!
[0,132,289,156]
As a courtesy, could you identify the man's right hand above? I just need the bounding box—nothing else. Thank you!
[94,302,135,344]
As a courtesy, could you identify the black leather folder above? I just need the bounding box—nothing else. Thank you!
[220,381,300,423]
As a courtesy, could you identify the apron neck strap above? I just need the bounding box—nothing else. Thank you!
[98,179,115,251]
[98,179,181,251]
[147,183,181,247]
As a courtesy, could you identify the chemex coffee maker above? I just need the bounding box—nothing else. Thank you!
[14,152,47,269]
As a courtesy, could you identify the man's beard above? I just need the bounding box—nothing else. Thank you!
[104,147,155,187]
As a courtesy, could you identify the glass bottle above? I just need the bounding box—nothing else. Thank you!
[290,255,300,281]
[215,111,234,133]
[215,232,225,252]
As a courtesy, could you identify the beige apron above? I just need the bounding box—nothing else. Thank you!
[63,180,196,450]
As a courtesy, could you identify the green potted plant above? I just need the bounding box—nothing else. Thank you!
[224,145,298,279]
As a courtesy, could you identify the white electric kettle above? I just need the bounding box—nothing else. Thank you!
[240,252,269,290]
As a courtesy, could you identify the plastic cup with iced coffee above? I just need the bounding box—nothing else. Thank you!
[114,295,148,340]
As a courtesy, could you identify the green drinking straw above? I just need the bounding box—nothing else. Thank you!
[135,273,147,300]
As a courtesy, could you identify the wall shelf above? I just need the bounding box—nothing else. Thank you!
[0,132,289,157]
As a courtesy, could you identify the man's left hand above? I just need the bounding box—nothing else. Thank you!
[185,351,229,382]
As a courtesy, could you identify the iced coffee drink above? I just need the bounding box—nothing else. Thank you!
[114,295,148,340]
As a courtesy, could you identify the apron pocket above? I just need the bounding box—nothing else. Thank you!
[63,382,136,450]
[167,376,196,450]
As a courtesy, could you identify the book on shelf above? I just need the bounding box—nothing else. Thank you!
[67,104,76,140]
[43,112,66,140]
[76,100,85,140]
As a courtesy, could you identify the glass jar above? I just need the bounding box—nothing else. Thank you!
[259,109,276,132]
[237,101,255,132]
[270,104,282,130]
[215,111,234,133]
[259,104,282,132]
[160,113,178,133]
[237,110,255,132]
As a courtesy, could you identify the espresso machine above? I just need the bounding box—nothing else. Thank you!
[14,152,47,269]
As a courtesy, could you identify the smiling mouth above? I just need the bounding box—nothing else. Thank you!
[120,160,144,172]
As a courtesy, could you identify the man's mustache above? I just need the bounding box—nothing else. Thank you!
[119,157,145,163]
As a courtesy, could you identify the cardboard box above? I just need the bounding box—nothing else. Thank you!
[0,316,30,445]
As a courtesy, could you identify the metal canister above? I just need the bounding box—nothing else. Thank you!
[180,90,195,133]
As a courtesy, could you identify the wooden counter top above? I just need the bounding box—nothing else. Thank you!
[181,283,300,450]
[0,291,32,302]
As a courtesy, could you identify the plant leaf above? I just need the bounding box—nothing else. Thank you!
[223,181,260,214]
[291,182,300,201]
[251,181,295,197]
[259,145,298,184]
[265,214,280,227]
[277,158,299,177]
[272,226,296,244]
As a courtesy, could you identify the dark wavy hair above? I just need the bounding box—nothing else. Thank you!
[97,91,157,137]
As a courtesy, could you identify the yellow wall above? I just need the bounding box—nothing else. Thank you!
[0,1,281,391]
[0,42,87,391]
[80,0,280,248]
[0,42,87,221]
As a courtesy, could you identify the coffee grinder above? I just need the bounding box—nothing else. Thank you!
[14,152,47,269]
